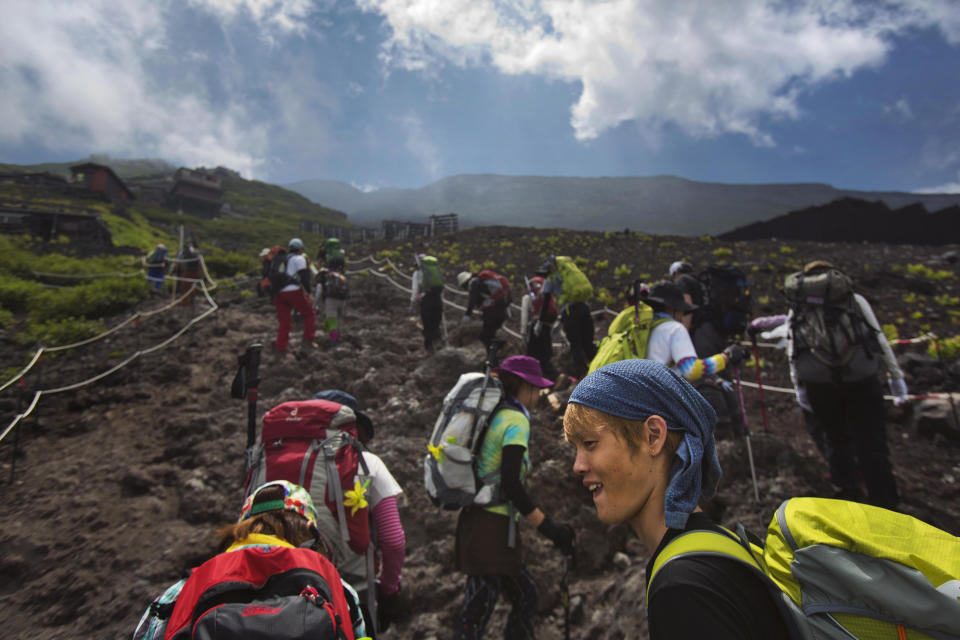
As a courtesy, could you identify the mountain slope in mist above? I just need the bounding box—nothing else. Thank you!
[285,174,960,235]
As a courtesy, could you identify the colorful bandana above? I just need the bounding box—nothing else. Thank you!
[239,480,319,533]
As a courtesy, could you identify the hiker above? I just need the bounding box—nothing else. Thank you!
[458,269,511,349]
[133,480,367,640]
[563,359,792,639]
[145,243,168,293]
[752,261,908,510]
[411,254,445,352]
[668,261,706,307]
[519,273,558,379]
[173,241,203,306]
[274,237,317,354]
[644,281,745,382]
[539,255,596,379]
[320,237,346,273]
[312,390,406,634]
[668,263,748,436]
[317,267,348,344]
[453,355,575,640]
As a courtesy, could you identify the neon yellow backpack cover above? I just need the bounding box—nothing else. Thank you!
[648,497,960,639]
[588,305,668,374]
[555,256,593,307]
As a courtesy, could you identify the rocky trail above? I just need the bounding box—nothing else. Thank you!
[1,230,959,639]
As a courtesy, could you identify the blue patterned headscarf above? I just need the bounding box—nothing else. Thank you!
[568,359,721,529]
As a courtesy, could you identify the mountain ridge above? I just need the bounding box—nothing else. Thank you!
[284,173,960,235]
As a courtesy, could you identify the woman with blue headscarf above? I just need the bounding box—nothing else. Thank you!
[563,359,789,639]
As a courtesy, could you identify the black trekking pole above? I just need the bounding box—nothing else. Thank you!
[244,344,262,450]
[733,365,760,502]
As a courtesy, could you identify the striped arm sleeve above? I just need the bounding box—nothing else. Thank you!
[372,495,406,594]
[675,353,727,381]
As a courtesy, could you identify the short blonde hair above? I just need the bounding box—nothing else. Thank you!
[563,403,682,456]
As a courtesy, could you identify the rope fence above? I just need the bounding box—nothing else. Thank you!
[1,261,221,470]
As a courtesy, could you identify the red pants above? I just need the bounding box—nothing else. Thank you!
[274,289,316,352]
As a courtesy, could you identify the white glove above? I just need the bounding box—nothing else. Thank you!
[533,320,543,337]
[796,386,813,412]
[889,378,908,406]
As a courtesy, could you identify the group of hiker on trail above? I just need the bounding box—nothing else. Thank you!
[258,237,350,354]
[131,232,958,640]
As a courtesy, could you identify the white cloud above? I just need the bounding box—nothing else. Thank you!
[188,0,321,39]
[396,114,442,179]
[885,97,914,120]
[356,0,959,145]
[914,171,960,194]
[0,0,269,177]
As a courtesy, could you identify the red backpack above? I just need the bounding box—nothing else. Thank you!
[476,269,512,305]
[244,400,372,564]
[163,546,356,640]
[529,276,558,322]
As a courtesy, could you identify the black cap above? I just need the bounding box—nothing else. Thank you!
[312,390,374,442]
[646,281,698,312]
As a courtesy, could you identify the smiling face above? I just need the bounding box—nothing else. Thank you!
[572,425,658,528]
[564,405,674,537]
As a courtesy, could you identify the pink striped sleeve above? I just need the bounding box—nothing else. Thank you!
[372,495,405,594]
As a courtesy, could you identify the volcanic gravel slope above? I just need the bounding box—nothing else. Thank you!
[1,228,959,639]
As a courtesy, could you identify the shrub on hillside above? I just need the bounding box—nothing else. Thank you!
[28,278,150,320]
[15,316,106,347]
[203,247,258,279]
[0,276,34,313]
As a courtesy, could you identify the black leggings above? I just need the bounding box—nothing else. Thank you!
[453,568,539,640]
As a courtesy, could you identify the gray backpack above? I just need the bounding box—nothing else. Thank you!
[785,269,881,384]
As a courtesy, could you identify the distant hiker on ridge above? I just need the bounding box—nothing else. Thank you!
[539,255,596,379]
[411,254,446,353]
[459,268,512,349]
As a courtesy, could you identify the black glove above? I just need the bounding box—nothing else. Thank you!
[376,582,403,633]
[538,518,576,556]
[723,344,746,367]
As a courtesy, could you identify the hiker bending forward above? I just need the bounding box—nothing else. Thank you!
[563,360,790,639]
[133,480,367,640]
[453,356,575,640]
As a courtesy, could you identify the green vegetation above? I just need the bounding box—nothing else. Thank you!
[595,259,609,270]
[613,264,631,278]
[712,247,733,259]
[882,323,899,342]
[905,264,956,280]
[929,335,960,360]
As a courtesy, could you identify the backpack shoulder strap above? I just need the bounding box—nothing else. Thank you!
[646,529,763,607]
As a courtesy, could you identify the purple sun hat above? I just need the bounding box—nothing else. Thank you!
[495,355,554,388]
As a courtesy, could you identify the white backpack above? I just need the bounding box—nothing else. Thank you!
[424,372,504,509]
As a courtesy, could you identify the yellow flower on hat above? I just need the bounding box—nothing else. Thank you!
[344,478,370,516]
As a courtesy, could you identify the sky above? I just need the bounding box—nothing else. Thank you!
[1,0,960,193]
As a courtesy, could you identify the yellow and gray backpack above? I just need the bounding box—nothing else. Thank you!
[588,304,669,374]
[647,497,960,639]
[554,255,593,307]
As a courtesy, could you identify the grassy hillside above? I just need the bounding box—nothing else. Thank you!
[0,160,350,351]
